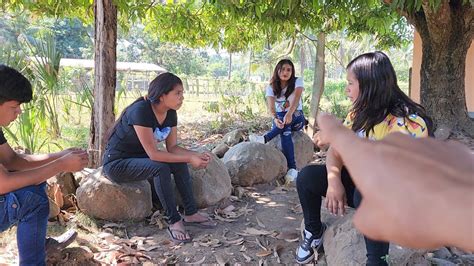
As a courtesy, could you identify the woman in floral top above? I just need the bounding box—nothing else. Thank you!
[295,51,432,265]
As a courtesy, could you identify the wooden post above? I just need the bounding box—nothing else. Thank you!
[196,78,200,97]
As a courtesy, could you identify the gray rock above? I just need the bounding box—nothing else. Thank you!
[212,143,230,158]
[177,153,232,209]
[75,168,96,186]
[222,129,246,147]
[434,125,451,140]
[223,142,287,186]
[323,209,428,265]
[76,168,152,221]
[433,247,452,259]
[267,131,314,169]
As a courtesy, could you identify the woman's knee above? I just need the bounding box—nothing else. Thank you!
[297,165,327,188]
[170,162,189,174]
[151,162,172,179]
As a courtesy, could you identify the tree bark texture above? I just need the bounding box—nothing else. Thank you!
[300,42,306,77]
[89,0,117,167]
[407,0,473,134]
[307,32,326,137]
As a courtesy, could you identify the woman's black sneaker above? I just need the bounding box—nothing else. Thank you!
[295,224,327,264]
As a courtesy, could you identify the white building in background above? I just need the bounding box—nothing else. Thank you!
[58,58,167,91]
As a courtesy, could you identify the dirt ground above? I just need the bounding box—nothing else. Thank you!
[0,182,330,265]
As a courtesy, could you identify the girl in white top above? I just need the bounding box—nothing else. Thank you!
[250,59,306,182]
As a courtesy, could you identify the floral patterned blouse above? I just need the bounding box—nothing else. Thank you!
[343,112,429,140]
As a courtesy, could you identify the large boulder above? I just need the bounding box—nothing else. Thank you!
[322,209,428,265]
[76,168,152,221]
[212,143,229,158]
[177,153,232,209]
[222,129,246,147]
[222,142,287,186]
[267,131,314,169]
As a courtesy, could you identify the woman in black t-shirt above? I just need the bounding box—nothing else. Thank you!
[102,73,216,244]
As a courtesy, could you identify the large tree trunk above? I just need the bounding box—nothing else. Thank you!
[307,32,326,137]
[407,0,473,135]
[89,0,117,167]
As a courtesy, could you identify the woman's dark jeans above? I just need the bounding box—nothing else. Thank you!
[0,182,49,265]
[103,158,198,224]
[296,164,389,266]
[264,110,305,169]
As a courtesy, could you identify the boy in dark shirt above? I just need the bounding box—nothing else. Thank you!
[0,65,88,265]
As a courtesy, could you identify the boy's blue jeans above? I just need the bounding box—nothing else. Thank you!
[264,110,305,169]
[0,183,49,266]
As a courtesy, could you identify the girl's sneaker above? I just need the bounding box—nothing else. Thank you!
[249,135,265,144]
[285,168,299,182]
[295,224,327,264]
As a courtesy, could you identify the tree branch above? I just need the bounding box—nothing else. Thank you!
[276,35,296,58]
[325,42,345,69]
[296,30,317,42]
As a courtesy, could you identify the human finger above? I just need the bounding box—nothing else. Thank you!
[338,198,345,216]
[328,199,337,215]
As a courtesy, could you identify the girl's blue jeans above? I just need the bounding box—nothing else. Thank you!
[264,110,305,169]
[0,182,49,266]
[103,158,198,224]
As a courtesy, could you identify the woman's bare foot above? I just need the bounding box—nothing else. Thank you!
[168,220,191,241]
[183,213,217,228]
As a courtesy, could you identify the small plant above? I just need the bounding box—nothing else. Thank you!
[3,104,49,153]
[203,101,220,113]
[381,254,391,265]
[326,94,351,119]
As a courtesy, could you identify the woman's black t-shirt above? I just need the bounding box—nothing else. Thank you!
[103,99,177,164]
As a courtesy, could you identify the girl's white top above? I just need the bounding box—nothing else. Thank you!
[265,77,304,112]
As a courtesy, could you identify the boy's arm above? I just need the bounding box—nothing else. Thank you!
[0,143,73,171]
[0,150,88,194]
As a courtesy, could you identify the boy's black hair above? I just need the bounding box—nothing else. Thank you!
[0,65,33,104]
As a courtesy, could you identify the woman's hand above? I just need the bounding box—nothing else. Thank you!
[274,117,285,129]
[283,112,293,125]
[189,153,211,168]
[312,132,329,150]
[325,179,347,216]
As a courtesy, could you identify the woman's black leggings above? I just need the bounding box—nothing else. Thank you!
[296,164,389,266]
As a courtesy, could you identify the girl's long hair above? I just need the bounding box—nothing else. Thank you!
[105,72,183,142]
[270,59,297,98]
[347,51,433,136]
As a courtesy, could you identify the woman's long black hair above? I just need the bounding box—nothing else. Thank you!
[347,51,433,136]
[270,59,297,98]
[105,72,182,142]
